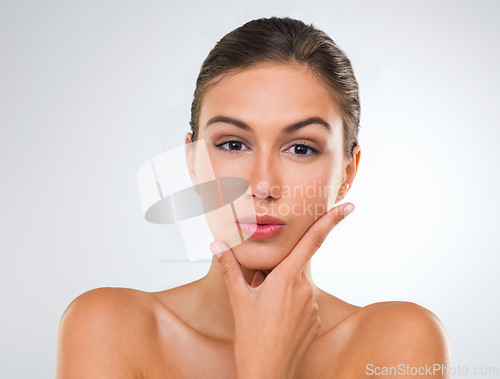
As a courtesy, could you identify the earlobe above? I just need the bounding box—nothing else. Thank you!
[335,174,348,203]
[335,145,361,203]
[335,182,351,202]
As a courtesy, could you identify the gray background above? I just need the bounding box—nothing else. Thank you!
[1,0,499,378]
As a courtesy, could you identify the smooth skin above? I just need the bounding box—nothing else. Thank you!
[56,63,451,378]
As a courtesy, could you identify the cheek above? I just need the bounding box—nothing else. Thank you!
[202,143,246,179]
[284,164,343,213]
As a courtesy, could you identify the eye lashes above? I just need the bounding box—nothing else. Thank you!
[214,139,320,156]
[293,143,319,154]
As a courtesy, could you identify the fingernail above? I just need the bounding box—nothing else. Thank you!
[343,204,355,217]
[210,241,225,260]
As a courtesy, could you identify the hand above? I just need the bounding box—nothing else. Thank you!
[210,203,356,379]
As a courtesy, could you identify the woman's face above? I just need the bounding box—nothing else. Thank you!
[188,62,353,270]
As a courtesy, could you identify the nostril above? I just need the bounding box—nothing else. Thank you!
[252,181,281,199]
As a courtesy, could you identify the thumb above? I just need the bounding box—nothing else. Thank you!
[210,241,248,300]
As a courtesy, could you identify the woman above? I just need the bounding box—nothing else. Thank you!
[56,16,450,378]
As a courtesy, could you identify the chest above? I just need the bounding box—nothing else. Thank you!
[144,333,235,378]
[144,328,353,378]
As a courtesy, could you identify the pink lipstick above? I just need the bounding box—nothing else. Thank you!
[236,214,286,240]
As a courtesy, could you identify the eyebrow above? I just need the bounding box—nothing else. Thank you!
[205,115,331,133]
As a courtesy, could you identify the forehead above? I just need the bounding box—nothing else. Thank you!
[199,63,342,131]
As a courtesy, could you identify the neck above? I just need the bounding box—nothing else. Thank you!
[192,255,320,341]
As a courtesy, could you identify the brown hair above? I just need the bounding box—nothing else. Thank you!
[189,16,360,160]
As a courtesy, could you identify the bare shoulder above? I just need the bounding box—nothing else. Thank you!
[355,301,450,352]
[350,301,451,376]
[56,287,158,378]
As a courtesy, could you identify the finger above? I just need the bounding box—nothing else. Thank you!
[250,270,267,288]
[210,241,248,301]
[278,203,355,276]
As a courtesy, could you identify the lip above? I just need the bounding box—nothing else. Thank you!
[236,214,286,240]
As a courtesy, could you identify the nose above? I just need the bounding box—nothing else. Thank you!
[247,150,281,200]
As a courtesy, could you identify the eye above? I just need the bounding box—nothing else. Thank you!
[214,140,250,152]
[284,143,319,157]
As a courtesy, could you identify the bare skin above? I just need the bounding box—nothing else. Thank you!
[56,63,451,378]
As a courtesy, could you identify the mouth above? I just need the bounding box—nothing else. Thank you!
[235,214,286,240]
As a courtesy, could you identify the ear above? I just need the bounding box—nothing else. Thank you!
[336,145,361,202]
[185,132,197,185]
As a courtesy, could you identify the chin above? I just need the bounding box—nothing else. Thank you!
[232,242,287,271]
